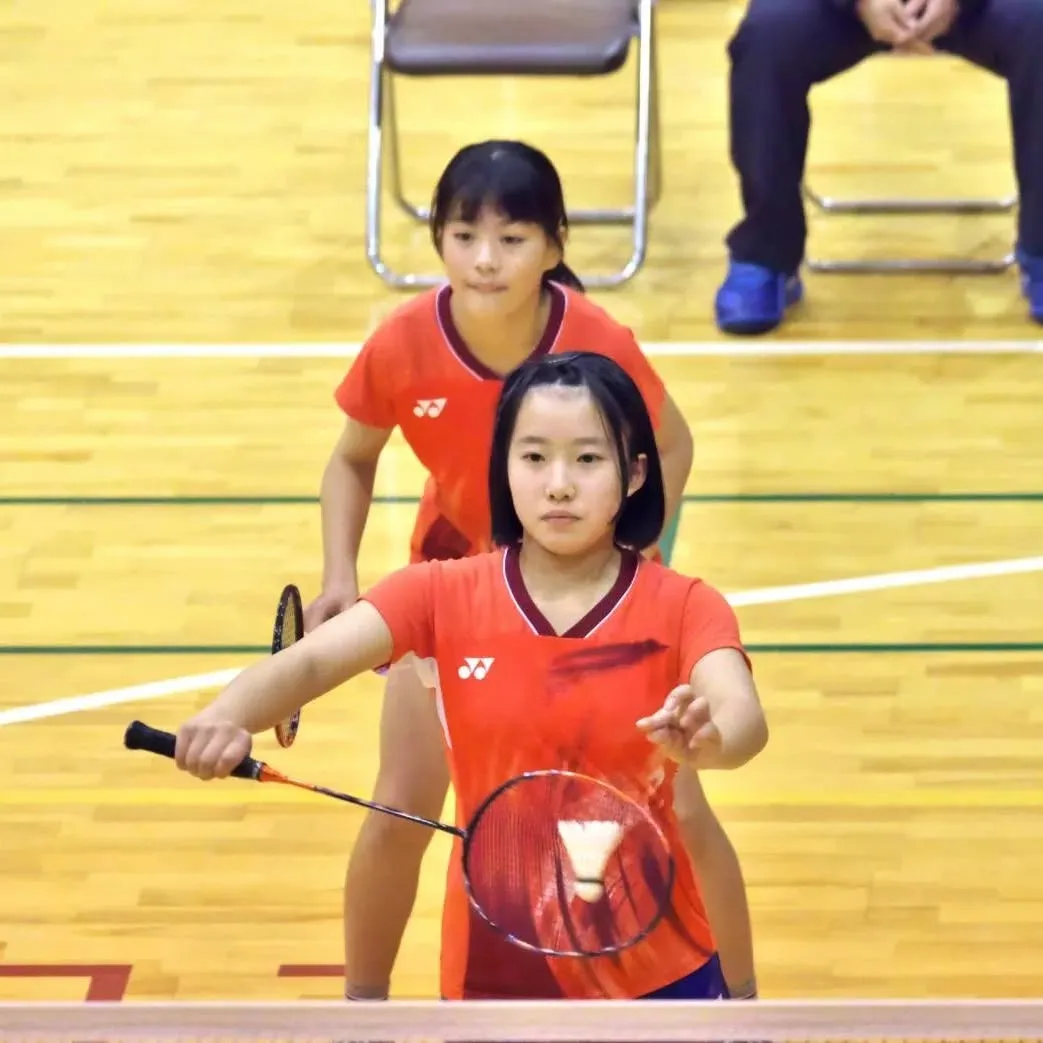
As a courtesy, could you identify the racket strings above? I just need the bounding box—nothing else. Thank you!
[463,772,673,957]
[278,597,300,652]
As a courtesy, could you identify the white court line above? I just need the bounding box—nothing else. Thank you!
[1,553,1040,730]
[727,554,1043,607]
[0,668,241,729]
[0,340,1041,359]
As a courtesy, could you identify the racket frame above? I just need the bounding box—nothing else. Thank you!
[459,769,676,958]
[271,583,304,748]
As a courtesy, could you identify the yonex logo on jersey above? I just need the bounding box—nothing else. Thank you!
[458,657,494,680]
[413,398,447,417]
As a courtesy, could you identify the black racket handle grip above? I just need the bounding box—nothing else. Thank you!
[124,720,263,781]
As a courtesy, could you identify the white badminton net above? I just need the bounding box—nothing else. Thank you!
[1,1000,1042,1042]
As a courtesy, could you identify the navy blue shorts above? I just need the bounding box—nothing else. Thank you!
[640,952,730,1000]
[449,952,730,1001]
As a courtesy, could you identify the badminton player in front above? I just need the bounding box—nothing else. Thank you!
[172,351,769,1001]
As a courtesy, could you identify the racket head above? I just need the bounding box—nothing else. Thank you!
[461,769,675,958]
[271,583,304,748]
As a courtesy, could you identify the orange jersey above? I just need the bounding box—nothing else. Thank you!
[335,283,668,562]
[361,547,750,1000]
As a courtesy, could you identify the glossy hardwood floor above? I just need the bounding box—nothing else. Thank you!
[1,0,1041,1013]
[0,0,1033,345]
[1,351,1041,1002]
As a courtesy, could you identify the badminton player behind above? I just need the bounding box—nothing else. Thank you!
[304,139,759,1003]
[173,350,769,1002]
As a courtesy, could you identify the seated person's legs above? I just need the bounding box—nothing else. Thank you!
[933,0,1043,323]
[717,0,880,335]
[343,661,450,1000]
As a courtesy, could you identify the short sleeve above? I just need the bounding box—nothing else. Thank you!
[360,561,437,664]
[678,580,751,681]
[599,329,667,430]
[333,327,400,430]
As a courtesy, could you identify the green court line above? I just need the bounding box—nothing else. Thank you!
[2,492,1043,506]
[1,642,1040,656]
[658,507,680,564]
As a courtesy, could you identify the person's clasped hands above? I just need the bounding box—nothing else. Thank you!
[856,0,959,53]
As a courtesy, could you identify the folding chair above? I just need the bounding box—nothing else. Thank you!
[365,0,661,289]
[803,57,1018,275]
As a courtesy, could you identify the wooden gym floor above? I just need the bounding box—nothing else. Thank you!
[1,352,1041,1002]
[0,0,1036,343]
[1,0,1042,1010]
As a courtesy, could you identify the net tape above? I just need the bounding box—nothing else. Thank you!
[0,1000,1041,1042]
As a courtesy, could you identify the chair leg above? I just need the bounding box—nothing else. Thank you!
[582,0,657,288]
[803,181,1019,274]
[365,0,443,289]
[386,74,429,224]
[804,182,1017,215]
[648,17,663,211]
[548,0,660,235]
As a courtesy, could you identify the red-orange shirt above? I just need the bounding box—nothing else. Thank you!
[335,283,667,558]
[361,546,749,1000]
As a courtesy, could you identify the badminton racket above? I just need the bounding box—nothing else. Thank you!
[124,720,675,958]
[270,583,303,748]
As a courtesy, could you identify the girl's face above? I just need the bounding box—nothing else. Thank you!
[440,205,561,316]
[506,385,646,557]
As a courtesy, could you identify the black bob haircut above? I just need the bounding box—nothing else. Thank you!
[429,140,584,293]
[489,351,665,552]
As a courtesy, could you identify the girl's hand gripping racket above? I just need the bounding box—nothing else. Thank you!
[125,720,675,959]
[271,584,303,748]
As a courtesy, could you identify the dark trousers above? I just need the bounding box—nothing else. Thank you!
[724,0,1043,273]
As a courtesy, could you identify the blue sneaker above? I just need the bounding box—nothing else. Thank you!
[1016,247,1043,324]
[715,260,803,336]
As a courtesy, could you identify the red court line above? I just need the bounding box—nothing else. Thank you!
[278,964,343,977]
[0,964,132,1001]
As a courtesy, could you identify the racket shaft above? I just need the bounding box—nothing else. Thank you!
[124,720,462,837]
[310,784,462,837]
[124,721,262,780]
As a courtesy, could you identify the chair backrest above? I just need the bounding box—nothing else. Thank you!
[385,0,639,76]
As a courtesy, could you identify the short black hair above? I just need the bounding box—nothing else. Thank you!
[429,140,584,292]
[489,351,665,551]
